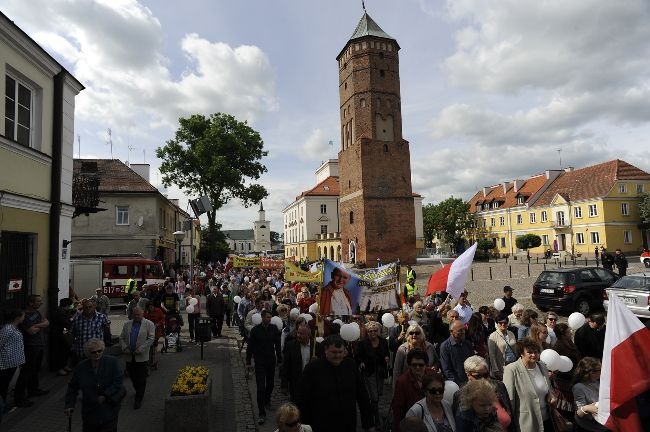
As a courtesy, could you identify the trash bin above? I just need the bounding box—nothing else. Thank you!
[197,318,212,343]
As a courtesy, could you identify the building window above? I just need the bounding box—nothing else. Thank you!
[349,211,354,224]
[517,196,525,205]
[516,214,523,224]
[624,230,632,244]
[637,184,645,194]
[490,218,495,227]
[483,203,489,210]
[500,238,506,248]
[588,204,598,217]
[529,213,536,223]
[542,235,549,246]
[499,216,505,226]
[574,207,582,218]
[556,211,565,226]
[619,183,627,193]
[621,202,629,216]
[590,231,600,244]
[248,243,252,251]
[482,219,487,228]
[5,74,33,147]
[576,233,585,244]
[492,202,498,209]
[320,204,327,214]
[320,225,328,235]
[541,211,548,222]
[116,206,129,225]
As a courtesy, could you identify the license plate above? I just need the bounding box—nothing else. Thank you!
[621,297,637,305]
[540,289,555,294]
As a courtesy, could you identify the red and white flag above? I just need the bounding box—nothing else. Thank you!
[426,242,477,299]
[597,293,650,431]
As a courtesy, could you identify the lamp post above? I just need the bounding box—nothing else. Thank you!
[173,230,185,267]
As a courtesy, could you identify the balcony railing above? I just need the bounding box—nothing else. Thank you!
[552,221,570,228]
[317,232,341,240]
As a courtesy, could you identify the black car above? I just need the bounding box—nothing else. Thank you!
[532,267,619,315]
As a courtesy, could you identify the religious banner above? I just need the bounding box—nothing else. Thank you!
[260,257,287,269]
[284,260,322,283]
[231,256,261,268]
[320,260,399,316]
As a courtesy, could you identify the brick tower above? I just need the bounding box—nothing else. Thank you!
[337,12,416,265]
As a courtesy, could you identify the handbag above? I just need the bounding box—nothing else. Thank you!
[549,405,571,432]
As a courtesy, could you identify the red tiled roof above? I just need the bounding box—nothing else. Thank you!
[532,159,650,207]
[469,174,549,213]
[73,159,158,193]
[296,176,340,200]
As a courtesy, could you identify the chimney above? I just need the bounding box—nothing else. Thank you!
[482,187,490,197]
[502,181,511,194]
[130,163,150,182]
[513,179,525,192]
[564,166,574,173]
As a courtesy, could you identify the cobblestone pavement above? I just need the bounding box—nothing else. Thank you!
[2,312,251,432]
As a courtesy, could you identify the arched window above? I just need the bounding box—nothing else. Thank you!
[349,211,354,224]
[330,246,334,260]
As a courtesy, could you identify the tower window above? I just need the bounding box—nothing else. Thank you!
[348,180,351,188]
[383,144,388,152]
[380,70,385,77]
[344,82,347,90]
[360,98,366,108]
[349,211,354,224]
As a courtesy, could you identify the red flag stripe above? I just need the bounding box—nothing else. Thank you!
[426,264,452,295]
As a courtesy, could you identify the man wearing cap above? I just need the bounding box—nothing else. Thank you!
[501,286,517,316]
[91,288,111,315]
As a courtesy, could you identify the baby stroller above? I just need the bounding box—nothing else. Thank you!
[161,312,183,353]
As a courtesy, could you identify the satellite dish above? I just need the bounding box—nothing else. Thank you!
[137,216,144,227]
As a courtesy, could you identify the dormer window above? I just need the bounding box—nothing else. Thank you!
[492,202,499,209]
[483,204,489,210]
[517,196,525,205]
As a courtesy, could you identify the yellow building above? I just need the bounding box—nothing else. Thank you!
[471,160,650,258]
[0,12,84,310]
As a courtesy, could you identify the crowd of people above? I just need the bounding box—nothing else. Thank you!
[0,258,640,432]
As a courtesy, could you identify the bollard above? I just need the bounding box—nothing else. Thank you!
[505,256,508,263]
[585,258,588,266]
[509,265,512,278]
[489,267,493,280]
[543,263,546,271]
[527,263,530,277]
[536,257,539,264]
[471,268,474,281]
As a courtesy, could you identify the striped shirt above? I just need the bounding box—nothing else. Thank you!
[71,311,110,356]
[0,324,26,369]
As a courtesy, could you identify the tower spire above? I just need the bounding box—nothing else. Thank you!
[362,0,366,11]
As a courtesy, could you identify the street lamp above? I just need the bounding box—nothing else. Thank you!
[173,230,185,266]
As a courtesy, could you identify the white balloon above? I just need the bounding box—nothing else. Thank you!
[290,308,301,319]
[255,279,260,283]
[443,381,460,405]
[252,313,262,325]
[540,349,561,370]
[557,355,573,373]
[189,298,198,306]
[266,277,272,282]
[382,313,396,328]
[233,295,242,304]
[568,312,586,330]
[244,277,250,283]
[332,319,343,326]
[185,305,195,314]
[493,298,506,311]
[340,323,359,341]
[315,336,324,343]
[349,322,361,340]
[270,316,283,331]
[300,313,313,323]
[309,303,319,313]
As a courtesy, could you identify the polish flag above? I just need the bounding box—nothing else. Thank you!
[426,242,477,299]
[597,293,650,431]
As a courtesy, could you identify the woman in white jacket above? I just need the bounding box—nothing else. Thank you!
[405,373,456,432]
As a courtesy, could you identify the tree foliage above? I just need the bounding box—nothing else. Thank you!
[477,238,496,253]
[516,234,542,258]
[197,225,230,263]
[640,193,650,224]
[270,231,280,243]
[422,197,473,251]
[156,113,268,261]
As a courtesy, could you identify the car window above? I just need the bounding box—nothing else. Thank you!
[593,268,614,282]
[611,276,650,290]
[538,272,567,284]
[579,269,598,282]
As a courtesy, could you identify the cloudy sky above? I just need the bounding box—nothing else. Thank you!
[4,0,650,234]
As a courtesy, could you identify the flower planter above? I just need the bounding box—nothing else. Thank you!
[164,374,212,432]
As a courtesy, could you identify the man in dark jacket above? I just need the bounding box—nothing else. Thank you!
[297,335,375,432]
[246,310,281,425]
[614,249,628,276]
[280,325,313,402]
[574,313,606,359]
[206,286,226,337]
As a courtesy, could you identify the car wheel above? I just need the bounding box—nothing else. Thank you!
[644,258,650,268]
[575,298,591,316]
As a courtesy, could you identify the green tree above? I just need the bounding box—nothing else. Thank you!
[197,224,231,263]
[640,193,650,224]
[270,231,280,244]
[157,113,268,261]
[516,234,542,259]
[422,197,473,252]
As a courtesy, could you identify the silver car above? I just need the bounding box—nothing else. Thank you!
[604,272,650,320]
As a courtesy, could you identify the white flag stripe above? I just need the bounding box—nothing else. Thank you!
[446,242,477,300]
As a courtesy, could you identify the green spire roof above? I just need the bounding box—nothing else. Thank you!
[349,12,395,42]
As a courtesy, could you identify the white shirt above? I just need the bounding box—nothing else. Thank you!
[300,343,310,370]
[331,289,352,316]
[527,364,550,420]
[454,304,473,324]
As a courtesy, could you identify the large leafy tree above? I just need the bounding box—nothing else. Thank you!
[640,193,650,224]
[516,234,542,259]
[157,113,268,261]
[422,197,473,252]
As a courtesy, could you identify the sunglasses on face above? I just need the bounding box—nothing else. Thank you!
[469,372,489,379]
[367,329,378,333]
[426,387,445,395]
[409,331,421,336]
[547,317,557,322]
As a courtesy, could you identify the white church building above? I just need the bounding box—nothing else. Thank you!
[223,203,271,254]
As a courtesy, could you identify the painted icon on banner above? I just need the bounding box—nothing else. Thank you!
[8,279,23,292]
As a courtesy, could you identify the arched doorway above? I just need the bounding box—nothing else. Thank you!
[349,240,356,264]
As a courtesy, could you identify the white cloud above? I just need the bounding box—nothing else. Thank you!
[301,129,334,160]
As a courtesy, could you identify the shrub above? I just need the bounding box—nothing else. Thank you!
[171,365,209,396]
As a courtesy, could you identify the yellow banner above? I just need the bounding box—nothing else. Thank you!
[284,260,322,283]
[232,256,261,268]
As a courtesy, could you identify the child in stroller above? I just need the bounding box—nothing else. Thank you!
[161,312,183,353]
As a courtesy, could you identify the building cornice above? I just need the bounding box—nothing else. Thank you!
[0,135,52,166]
[0,15,61,78]
[0,191,50,214]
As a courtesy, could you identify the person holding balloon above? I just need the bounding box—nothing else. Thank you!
[184,288,201,343]
[503,338,556,432]
[572,357,608,432]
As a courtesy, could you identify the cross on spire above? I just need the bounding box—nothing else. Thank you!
[362,0,366,11]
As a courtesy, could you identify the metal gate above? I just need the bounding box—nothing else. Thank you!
[0,231,35,309]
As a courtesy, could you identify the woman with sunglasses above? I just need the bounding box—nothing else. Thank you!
[487,314,518,381]
[273,402,312,432]
[357,321,390,426]
[404,373,456,432]
[572,357,608,432]
[393,324,437,388]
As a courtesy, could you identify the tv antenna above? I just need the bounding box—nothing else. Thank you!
[557,147,562,168]
[127,144,135,165]
[106,128,113,159]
